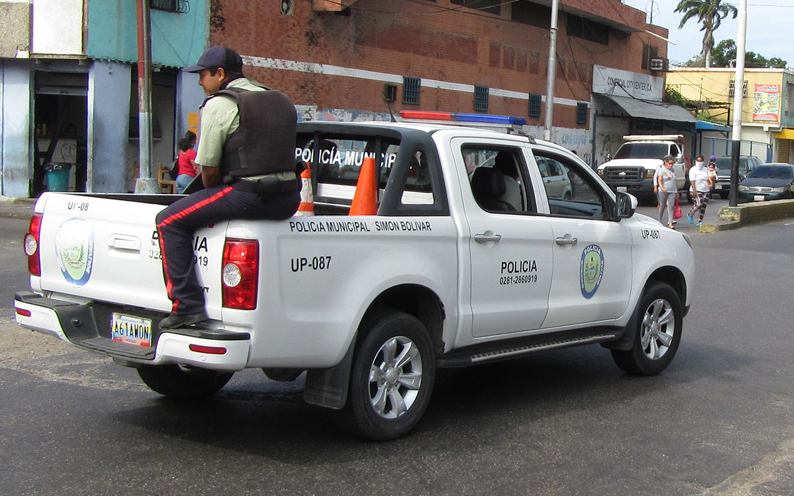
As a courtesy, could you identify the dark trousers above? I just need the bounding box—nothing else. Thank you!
[155,184,299,314]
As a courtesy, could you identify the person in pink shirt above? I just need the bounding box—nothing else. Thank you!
[175,130,199,193]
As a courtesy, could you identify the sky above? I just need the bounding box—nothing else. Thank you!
[622,0,794,68]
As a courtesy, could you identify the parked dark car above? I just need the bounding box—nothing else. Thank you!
[714,156,762,198]
[737,163,794,202]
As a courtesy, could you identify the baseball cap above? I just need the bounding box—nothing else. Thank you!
[184,46,243,73]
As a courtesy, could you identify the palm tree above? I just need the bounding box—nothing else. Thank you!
[675,0,738,68]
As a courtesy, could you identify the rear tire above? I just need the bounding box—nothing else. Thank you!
[137,364,233,399]
[335,311,436,441]
[611,282,683,376]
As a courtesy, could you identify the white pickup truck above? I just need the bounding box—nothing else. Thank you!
[15,115,695,440]
[597,135,690,204]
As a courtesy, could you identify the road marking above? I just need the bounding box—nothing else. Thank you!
[699,436,794,495]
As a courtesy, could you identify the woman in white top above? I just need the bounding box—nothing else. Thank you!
[688,155,713,226]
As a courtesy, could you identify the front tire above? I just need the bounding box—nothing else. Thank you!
[137,364,233,399]
[335,311,436,441]
[611,282,683,375]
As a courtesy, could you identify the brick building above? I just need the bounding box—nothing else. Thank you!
[208,0,675,166]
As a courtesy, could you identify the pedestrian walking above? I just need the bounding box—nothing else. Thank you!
[657,154,677,229]
[688,155,713,226]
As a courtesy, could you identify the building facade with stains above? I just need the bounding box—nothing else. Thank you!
[1,0,687,197]
[209,0,682,167]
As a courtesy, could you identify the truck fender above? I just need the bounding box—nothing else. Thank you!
[600,286,644,352]
[303,336,356,409]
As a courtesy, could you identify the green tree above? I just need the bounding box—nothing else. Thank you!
[707,39,787,68]
[710,39,736,67]
[675,0,738,68]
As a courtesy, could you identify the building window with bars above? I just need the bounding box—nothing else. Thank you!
[403,77,421,105]
[151,0,189,13]
[729,80,748,98]
[528,94,542,118]
[474,86,489,111]
[576,102,588,125]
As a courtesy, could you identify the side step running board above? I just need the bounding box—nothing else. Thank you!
[437,331,621,368]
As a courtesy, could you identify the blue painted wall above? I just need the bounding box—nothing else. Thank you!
[1,60,33,197]
[85,0,209,69]
[88,61,132,193]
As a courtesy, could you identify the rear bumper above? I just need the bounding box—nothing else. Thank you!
[14,291,250,371]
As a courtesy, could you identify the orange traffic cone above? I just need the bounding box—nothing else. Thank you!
[295,164,314,216]
[349,157,378,215]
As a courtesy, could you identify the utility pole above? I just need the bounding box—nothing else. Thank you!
[135,0,158,194]
[728,0,747,207]
[543,0,559,142]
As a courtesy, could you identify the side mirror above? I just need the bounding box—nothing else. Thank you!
[615,192,637,219]
[605,153,611,161]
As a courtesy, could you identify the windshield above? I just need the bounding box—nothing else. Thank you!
[747,166,793,180]
[715,158,754,174]
[613,143,670,160]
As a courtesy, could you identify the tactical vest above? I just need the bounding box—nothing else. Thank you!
[210,86,297,180]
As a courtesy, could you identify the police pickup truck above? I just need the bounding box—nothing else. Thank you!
[15,112,694,441]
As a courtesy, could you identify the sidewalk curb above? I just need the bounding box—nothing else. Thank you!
[698,199,794,232]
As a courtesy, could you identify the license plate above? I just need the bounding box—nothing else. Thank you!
[753,195,765,202]
[717,184,726,189]
[111,312,152,347]
[617,186,627,192]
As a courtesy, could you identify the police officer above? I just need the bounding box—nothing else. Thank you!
[156,46,300,329]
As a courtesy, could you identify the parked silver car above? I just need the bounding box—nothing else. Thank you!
[714,156,762,198]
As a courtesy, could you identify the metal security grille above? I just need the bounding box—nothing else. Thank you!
[528,94,542,118]
[403,77,421,105]
[474,86,489,111]
[151,0,189,13]
[603,167,643,181]
[576,102,588,125]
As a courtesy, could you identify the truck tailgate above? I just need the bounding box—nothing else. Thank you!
[35,194,223,313]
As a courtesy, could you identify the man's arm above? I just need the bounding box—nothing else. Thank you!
[201,166,223,188]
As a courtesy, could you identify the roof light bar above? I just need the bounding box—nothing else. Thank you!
[399,110,526,126]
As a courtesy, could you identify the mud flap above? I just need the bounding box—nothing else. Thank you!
[303,338,355,409]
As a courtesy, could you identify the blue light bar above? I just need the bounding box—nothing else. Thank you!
[453,113,527,126]
[400,110,527,126]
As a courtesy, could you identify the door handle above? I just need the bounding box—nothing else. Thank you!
[475,232,502,243]
[555,235,578,246]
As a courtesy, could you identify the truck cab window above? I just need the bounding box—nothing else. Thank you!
[534,153,607,219]
[462,147,533,213]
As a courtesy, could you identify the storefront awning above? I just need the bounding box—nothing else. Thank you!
[597,94,697,124]
[696,120,730,132]
[774,129,794,140]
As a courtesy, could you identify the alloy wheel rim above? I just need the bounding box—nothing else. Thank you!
[368,336,423,419]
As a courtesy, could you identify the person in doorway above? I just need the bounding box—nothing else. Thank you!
[688,155,713,226]
[657,154,677,229]
[175,130,199,194]
[155,46,300,329]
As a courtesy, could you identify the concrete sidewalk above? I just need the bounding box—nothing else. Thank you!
[0,197,36,220]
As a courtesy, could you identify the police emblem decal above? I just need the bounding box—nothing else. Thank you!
[580,244,604,299]
[55,218,94,286]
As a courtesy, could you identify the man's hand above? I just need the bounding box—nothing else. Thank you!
[202,166,223,188]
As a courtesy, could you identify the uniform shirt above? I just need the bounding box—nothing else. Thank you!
[690,163,710,193]
[195,78,266,169]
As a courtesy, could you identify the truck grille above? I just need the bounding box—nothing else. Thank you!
[604,167,644,182]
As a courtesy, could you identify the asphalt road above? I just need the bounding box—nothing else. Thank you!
[2,213,794,495]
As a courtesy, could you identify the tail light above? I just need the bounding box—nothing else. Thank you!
[222,238,259,310]
[24,214,43,276]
